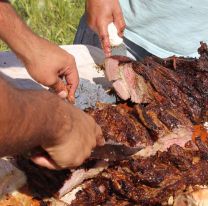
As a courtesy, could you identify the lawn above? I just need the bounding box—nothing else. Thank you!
[0,0,85,51]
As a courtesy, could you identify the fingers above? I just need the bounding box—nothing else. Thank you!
[113,3,126,37]
[98,24,111,57]
[64,65,79,103]
[50,79,68,99]
[50,64,79,104]
[31,155,61,170]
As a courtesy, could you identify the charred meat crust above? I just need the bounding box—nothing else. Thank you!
[16,43,208,205]
[72,144,208,206]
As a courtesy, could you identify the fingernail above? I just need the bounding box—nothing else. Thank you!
[58,91,68,99]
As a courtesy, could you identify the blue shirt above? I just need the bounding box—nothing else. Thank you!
[119,0,208,57]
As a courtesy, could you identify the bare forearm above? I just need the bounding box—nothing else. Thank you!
[0,1,37,62]
[0,76,60,156]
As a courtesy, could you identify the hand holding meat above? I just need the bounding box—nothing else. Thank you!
[86,0,125,57]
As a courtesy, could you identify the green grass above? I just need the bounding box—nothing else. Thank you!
[0,0,85,51]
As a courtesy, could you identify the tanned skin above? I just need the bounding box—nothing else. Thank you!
[86,0,126,57]
[0,1,103,170]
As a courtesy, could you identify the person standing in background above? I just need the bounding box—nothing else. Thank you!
[74,0,208,60]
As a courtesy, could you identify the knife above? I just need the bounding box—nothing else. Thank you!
[26,144,143,163]
[90,143,144,161]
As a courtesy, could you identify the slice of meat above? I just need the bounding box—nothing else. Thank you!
[105,56,153,103]
[72,143,208,206]
[70,178,111,206]
[134,126,193,158]
[133,61,202,123]
[134,104,171,139]
[105,44,207,124]
[87,104,153,147]
[16,157,108,199]
[58,161,108,198]
[151,42,208,72]
[133,102,193,140]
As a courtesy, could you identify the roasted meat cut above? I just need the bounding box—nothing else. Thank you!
[71,142,208,206]
[105,42,208,123]
[14,43,208,206]
[87,103,153,147]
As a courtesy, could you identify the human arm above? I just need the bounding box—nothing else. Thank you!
[0,0,78,101]
[0,75,103,169]
[86,0,126,57]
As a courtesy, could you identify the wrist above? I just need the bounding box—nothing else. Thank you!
[19,90,70,146]
[1,89,53,154]
[41,98,74,146]
[0,79,70,156]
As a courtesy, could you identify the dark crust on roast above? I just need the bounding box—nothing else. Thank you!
[71,143,208,206]
[16,43,208,205]
[87,104,153,147]
[16,157,71,198]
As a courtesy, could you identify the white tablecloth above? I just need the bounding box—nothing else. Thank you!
[0,45,110,89]
[0,45,115,109]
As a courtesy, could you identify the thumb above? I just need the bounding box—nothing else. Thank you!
[31,155,61,170]
[50,78,68,99]
[65,66,79,103]
[98,24,111,57]
[113,6,126,37]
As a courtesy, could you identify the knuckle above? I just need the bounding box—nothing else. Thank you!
[120,23,126,31]
[99,33,109,41]
[117,11,123,18]
[115,9,124,18]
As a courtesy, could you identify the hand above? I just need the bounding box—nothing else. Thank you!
[21,37,79,102]
[86,0,126,57]
[0,2,79,102]
[31,98,104,169]
[0,76,103,169]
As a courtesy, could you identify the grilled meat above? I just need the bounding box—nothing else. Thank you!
[15,43,208,205]
[105,42,208,123]
[71,142,208,206]
[87,104,153,147]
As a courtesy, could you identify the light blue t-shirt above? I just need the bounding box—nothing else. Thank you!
[119,0,208,58]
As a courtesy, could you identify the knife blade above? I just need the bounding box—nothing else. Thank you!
[26,143,143,163]
[90,144,144,161]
